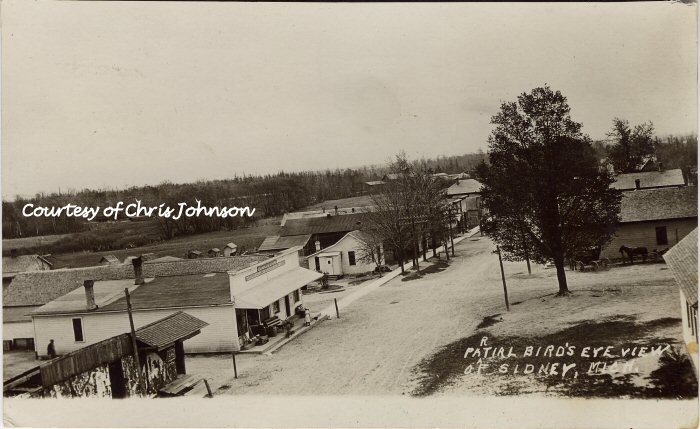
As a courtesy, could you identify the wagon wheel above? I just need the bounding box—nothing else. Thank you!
[575,261,585,272]
[599,258,609,269]
[591,261,599,271]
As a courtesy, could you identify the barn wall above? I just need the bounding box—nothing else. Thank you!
[32,305,237,356]
[600,218,697,260]
[46,364,112,398]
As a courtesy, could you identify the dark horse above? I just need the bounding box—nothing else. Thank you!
[619,245,648,264]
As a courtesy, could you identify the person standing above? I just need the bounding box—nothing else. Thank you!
[47,339,56,359]
[304,309,311,327]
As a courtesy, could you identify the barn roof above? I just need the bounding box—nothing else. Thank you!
[663,228,698,306]
[2,255,53,275]
[611,169,685,191]
[258,235,311,252]
[135,311,209,349]
[281,212,373,236]
[619,187,697,223]
[5,255,267,307]
[446,179,483,196]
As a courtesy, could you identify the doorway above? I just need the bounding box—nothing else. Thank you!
[284,295,291,317]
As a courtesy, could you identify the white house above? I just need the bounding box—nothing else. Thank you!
[306,230,384,276]
[663,228,698,374]
[30,249,320,355]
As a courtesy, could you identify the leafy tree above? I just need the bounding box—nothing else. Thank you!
[481,86,622,295]
[606,118,655,173]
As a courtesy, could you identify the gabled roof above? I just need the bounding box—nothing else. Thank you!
[258,235,312,252]
[2,255,53,275]
[447,179,483,196]
[225,243,237,249]
[306,230,373,259]
[281,212,373,236]
[611,169,685,191]
[619,187,697,223]
[135,311,209,350]
[663,228,698,306]
[5,255,267,307]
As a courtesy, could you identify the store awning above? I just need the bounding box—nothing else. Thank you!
[234,267,323,309]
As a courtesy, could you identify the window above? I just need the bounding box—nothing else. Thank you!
[348,251,356,266]
[656,226,668,245]
[72,318,84,342]
[272,300,280,313]
[293,290,300,302]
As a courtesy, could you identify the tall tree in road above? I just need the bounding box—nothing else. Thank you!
[606,118,656,173]
[481,86,622,295]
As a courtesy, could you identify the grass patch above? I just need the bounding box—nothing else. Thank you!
[411,316,696,398]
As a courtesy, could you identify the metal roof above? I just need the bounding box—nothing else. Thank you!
[234,268,322,309]
[664,228,698,306]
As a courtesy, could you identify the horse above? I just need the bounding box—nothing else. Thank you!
[619,245,648,264]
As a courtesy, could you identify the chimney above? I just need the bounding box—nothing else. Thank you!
[635,179,641,190]
[132,256,144,285]
[315,240,321,252]
[83,280,97,310]
[658,162,663,172]
[334,205,338,215]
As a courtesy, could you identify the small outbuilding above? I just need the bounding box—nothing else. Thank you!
[224,243,238,257]
[99,255,120,265]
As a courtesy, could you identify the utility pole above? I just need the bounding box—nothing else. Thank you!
[125,288,147,395]
[495,246,510,312]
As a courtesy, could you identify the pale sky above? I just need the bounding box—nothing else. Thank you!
[2,2,697,199]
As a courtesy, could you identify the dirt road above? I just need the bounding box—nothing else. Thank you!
[217,236,513,395]
[214,235,684,396]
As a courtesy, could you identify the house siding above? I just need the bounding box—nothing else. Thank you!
[4,320,34,341]
[679,289,699,374]
[600,218,697,260]
[306,234,383,275]
[32,305,237,356]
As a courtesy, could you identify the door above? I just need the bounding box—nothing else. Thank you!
[108,361,127,398]
[314,257,320,271]
[284,295,291,318]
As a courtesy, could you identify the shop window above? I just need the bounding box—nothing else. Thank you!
[656,226,668,245]
[348,251,356,266]
[293,290,300,302]
[72,318,84,342]
[272,300,280,313]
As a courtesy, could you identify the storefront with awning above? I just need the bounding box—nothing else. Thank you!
[229,247,323,350]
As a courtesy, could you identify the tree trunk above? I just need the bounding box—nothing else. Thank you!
[526,256,531,275]
[554,256,570,295]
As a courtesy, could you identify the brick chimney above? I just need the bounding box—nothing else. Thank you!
[83,280,97,310]
[635,179,641,190]
[315,240,321,252]
[132,256,145,285]
[334,205,338,215]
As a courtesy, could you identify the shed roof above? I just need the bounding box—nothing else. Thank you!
[619,186,698,223]
[234,268,322,309]
[612,169,685,191]
[281,212,373,236]
[99,255,120,265]
[135,311,209,350]
[447,179,483,196]
[663,228,698,306]
[2,255,53,274]
[258,235,312,252]
[5,255,267,307]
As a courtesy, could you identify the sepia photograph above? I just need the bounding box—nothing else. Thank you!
[1,1,698,427]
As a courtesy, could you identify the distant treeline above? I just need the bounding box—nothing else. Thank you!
[2,152,487,240]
